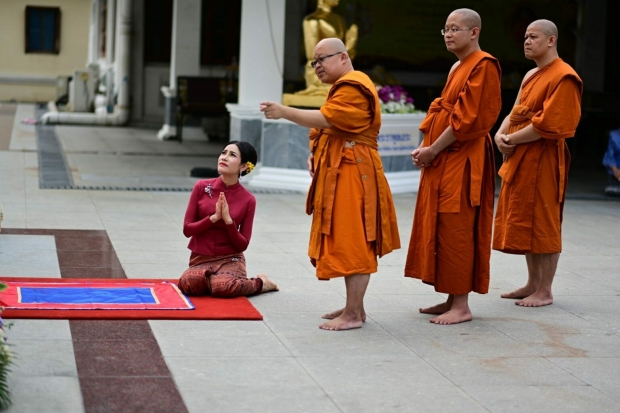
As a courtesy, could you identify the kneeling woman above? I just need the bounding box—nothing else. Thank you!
[178,140,278,297]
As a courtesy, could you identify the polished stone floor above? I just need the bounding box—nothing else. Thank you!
[0,103,619,413]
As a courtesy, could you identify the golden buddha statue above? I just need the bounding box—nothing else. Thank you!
[282,0,358,107]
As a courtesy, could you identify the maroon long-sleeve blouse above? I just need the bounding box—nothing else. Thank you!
[183,177,256,256]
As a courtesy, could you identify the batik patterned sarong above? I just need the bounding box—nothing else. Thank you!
[178,253,262,297]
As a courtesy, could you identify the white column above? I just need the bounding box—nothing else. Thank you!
[157,0,202,139]
[229,0,285,115]
[169,0,201,90]
[106,0,116,66]
[226,0,285,164]
[87,0,100,64]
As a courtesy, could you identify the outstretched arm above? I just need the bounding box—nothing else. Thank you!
[260,102,332,129]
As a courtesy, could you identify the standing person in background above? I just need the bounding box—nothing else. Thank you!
[261,38,400,331]
[493,20,583,307]
[405,9,502,325]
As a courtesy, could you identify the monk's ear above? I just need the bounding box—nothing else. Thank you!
[471,27,481,39]
[547,35,557,48]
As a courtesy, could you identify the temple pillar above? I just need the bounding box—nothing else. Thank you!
[157,0,202,140]
[226,0,285,160]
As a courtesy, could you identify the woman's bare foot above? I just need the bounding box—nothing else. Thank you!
[321,308,366,322]
[419,301,451,315]
[258,273,279,293]
[319,313,363,331]
[501,286,536,299]
[429,308,472,325]
[516,291,553,307]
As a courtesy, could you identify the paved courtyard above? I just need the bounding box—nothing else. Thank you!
[0,103,619,412]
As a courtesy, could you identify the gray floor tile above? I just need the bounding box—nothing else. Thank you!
[463,385,620,413]
[5,319,72,340]
[149,319,272,336]
[327,385,487,413]
[99,211,179,231]
[115,250,187,266]
[6,376,84,413]
[9,339,78,377]
[249,290,345,313]
[424,356,586,386]
[0,234,60,277]
[549,358,620,402]
[164,357,339,413]
[26,215,104,230]
[153,331,291,357]
[297,355,449,386]
[554,296,620,333]
[275,330,415,357]
[395,331,540,358]
[123,263,187,279]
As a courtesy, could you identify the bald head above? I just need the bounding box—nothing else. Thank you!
[313,37,352,84]
[316,38,347,54]
[524,19,559,63]
[528,19,558,38]
[450,8,481,30]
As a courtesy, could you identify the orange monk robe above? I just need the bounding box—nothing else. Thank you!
[493,58,583,254]
[404,51,502,294]
[305,71,400,280]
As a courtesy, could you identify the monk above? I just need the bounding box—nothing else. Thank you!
[493,20,583,307]
[405,9,502,324]
[260,38,400,331]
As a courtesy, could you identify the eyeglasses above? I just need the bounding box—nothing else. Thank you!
[441,27,473,35]
[310,52,343,68]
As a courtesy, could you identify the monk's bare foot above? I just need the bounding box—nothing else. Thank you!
[258,273,279,293]
[501,286,537,299]
[321,308,366,322]
[429,308,473,325]
[515,291,553,307]
[319,314,363,331]
[419,301,451,315]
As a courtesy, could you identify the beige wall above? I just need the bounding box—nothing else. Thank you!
[0,0,91,102]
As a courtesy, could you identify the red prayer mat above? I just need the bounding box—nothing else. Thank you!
[1,280,193,310]
[0,278,263,320]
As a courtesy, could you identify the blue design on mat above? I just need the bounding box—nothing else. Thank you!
[20,287,157,304]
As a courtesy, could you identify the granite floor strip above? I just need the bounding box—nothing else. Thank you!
[3,228,189,413]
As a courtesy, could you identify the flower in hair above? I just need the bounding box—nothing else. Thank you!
[245,162,255,174]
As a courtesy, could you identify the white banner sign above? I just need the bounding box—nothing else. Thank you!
[377,122,423,157]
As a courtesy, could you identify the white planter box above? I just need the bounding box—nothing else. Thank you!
[242,113,425,194]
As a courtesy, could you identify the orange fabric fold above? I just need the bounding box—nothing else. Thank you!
[493,58,583,254]
[405,51,502,294]
[305,71,400,279]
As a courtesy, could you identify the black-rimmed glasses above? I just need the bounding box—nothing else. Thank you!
[310,52,343,68]
[441,28,473,35]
